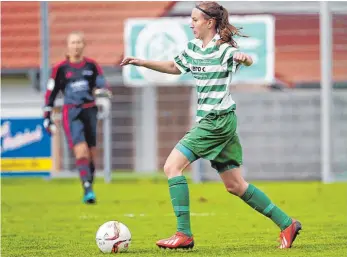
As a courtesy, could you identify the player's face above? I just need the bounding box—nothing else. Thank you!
[190,8,210,40]
[67,34,85,58]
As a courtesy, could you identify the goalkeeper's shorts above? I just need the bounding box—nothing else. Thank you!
[62,105,98,148]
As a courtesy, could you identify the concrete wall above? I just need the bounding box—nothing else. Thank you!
[200,90,347,181]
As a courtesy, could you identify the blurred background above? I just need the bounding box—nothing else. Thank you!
[1,1,347,183]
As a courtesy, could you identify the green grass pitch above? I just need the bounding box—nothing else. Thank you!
[2,175,347,257]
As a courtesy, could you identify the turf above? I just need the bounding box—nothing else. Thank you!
[1,176,346,257]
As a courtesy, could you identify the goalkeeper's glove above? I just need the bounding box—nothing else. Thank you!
[43,107,56,135]
[95,88,112,99]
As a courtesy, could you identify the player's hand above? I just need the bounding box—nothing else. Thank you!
[95,88,112,99]
[43,118,56,135]
[120,57,145,67]
[233,52,253,66]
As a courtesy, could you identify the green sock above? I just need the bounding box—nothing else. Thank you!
[168,176,192,237]
[240,184,292,231]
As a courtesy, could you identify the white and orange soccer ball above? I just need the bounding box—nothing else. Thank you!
[95,221,132,253]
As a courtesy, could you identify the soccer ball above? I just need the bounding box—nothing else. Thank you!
[95,221,131,253]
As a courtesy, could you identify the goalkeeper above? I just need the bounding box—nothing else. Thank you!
[43,31,112,204]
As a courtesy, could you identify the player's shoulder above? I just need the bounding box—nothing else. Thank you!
[51,59,69,78]
[84,57,104,74]
[53,59,69,69]
[84,57,99,66]
[219,42,238,54]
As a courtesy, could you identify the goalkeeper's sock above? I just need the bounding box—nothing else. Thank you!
[168,176,192,237]
[240,184,292,231]
[90,161,95,184]
[76,158,93,194]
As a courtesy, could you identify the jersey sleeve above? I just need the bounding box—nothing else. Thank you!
[93,61,110,90]
[44,64,63,114]
[173,45,191,74]
[221,46,242,73]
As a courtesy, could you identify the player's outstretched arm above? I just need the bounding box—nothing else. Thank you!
[120,57,181,75]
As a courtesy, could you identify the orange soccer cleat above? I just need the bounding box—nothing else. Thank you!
[156,232,194,250]
[278,219,302,249]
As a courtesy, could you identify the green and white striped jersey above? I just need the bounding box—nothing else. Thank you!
[174,34,240,122]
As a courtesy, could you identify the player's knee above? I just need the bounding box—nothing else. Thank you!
[225,184,239,196]
[74,143,90,160]
[163,162,181,178]
[75,151,89,160]
[225,181,246,197]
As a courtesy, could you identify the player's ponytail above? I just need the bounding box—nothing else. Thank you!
[196,1,246,48]
[217,7,245,48]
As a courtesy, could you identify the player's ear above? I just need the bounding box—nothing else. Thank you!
[207,19,214,29]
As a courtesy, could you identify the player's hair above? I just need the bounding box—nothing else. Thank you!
[195,1,246,48]
[65,31,86,59]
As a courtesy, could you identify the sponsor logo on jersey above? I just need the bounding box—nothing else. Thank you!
[70,80,89,92]
[66,71,74,79]
[82,70,94,76]
[192,66,206,72]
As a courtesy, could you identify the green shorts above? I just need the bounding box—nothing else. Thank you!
[176,111,243,173]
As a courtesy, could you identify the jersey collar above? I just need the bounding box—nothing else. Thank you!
[200,33,220,49]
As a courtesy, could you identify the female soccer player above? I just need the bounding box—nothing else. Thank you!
[43,31,112,204]
[121,1,301,250]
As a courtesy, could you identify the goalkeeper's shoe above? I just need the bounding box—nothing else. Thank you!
[83,191,96,204]
[278,219,302,249]
[156,232,194,249]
